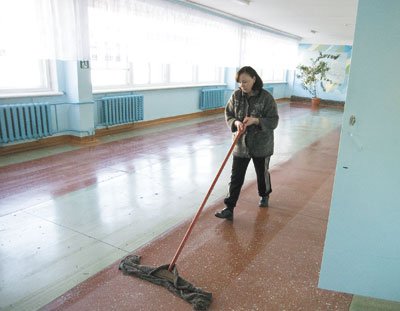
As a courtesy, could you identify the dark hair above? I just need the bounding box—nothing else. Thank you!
[235,66,263,91]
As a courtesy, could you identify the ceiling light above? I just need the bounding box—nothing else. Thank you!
[233,0,251,5]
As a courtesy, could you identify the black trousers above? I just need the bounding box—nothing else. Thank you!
[224,156,271,210]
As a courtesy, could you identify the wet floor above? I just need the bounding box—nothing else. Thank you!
[0,102,347,310]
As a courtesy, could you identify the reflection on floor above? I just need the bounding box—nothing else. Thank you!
[0,102,347,310]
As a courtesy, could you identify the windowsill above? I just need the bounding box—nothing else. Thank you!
[92,83,227,94]
[0,91,64,99]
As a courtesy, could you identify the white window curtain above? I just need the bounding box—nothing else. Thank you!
[50,0,90,61]
[0,0,47,60]
[0,0,299,91]
[0,0,88,61]
[241,26,298,71]
[0,0,87,92]
[88,0,241,67]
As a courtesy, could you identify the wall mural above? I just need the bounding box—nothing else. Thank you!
[294,44,352,102]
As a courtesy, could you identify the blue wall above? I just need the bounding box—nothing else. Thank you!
[292,44,352,102]
[92,86,217,127]
[319,0,400,302]
[0,64,289,144]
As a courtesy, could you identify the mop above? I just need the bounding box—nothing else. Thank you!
[119,129,244,310]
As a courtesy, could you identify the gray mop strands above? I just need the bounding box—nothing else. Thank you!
[119,255,212,310]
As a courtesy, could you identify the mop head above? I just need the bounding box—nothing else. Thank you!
[119,255,212,310]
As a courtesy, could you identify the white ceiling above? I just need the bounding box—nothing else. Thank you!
[186,0,359,45]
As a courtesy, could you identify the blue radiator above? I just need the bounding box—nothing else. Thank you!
[0,103,53,144]
[200,88,227,110]
[101,95,144,126]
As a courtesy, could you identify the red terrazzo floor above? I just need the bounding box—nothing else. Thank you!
[40,127,352,311]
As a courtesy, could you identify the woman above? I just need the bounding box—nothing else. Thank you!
[215,66,279,221]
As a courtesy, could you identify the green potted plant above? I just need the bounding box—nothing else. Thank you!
[296,52,340,108]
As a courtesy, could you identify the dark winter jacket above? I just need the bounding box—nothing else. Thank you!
[225,88,279,158]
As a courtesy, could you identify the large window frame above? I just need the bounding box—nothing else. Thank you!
[0,0,61,97]
[0,59,57,97]
[259,68,287,83]
[90,61,225,91]
[0,0,297,96]
[87,0,236,91]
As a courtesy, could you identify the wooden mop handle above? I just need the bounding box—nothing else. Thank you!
[168,129,244,272]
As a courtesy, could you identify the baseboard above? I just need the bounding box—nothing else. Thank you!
[276,98,291,104]
[0,135,99,156]
[290,95,345,107]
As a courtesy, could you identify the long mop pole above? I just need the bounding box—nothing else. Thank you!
[168,129,243,271]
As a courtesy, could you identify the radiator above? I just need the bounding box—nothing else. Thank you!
[0,103,53,144]
[101,95,144,126]
[200,88,227,110]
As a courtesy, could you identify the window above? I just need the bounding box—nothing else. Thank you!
[0,0,55,95]
[132,64,150,85]
[87,1,298,90]
[198,66,224,83]
[91,62,224,90]
[259,68,286,83]
[169,64,194,84]
[0,0,297,96]
[242,27,298,84]
[0,59,52,93]
[149,64,165,85]
[87,1,233,90]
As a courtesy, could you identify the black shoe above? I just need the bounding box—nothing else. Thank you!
[215,208,233,220]
[259,196,269,207]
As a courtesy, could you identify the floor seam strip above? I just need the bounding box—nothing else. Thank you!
[22,210,131,254]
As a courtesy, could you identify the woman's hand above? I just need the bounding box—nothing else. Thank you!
[234,120,246,132]
[243,116,260,126]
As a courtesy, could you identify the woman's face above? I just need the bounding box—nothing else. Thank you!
[238,73,256,93]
